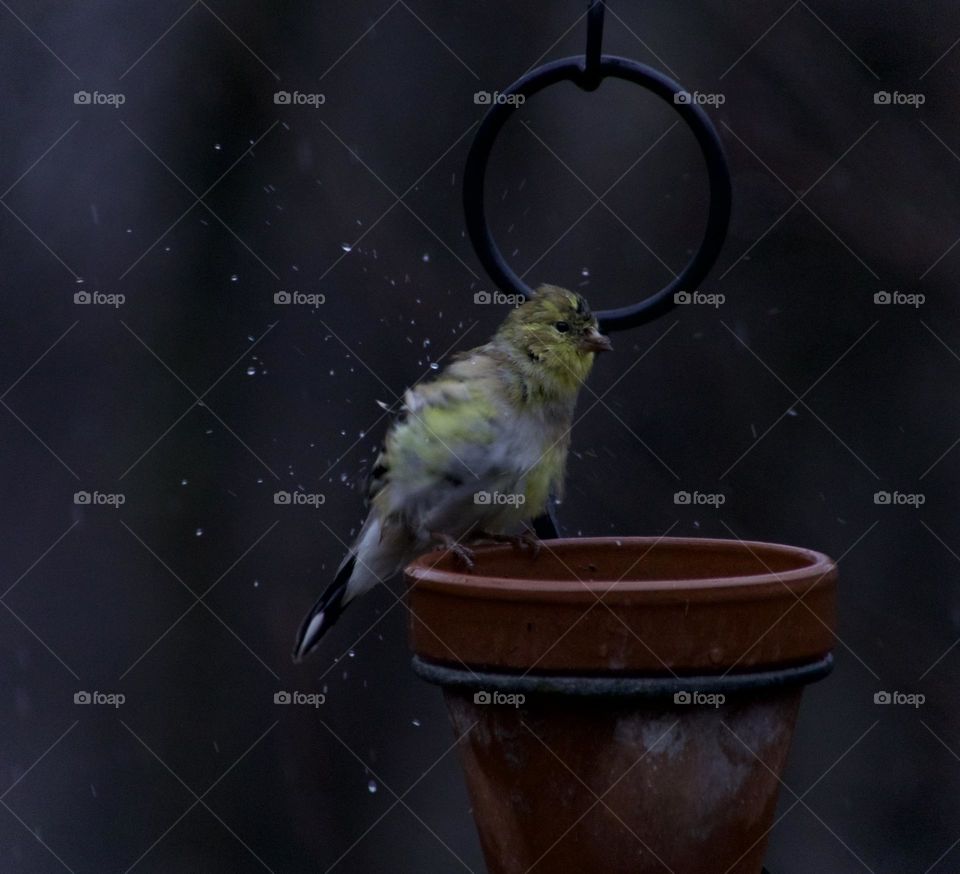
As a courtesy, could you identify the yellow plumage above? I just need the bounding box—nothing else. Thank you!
[293,284,611,660]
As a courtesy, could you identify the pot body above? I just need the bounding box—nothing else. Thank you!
[406,537,837,874]
[443,685,800,874]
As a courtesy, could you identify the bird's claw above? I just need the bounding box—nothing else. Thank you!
[431,533,476,570]
[471,530,541,558]
[516,531,541,558]
[449,543,476,570]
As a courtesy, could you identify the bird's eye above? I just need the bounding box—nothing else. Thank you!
[554,321,570,333]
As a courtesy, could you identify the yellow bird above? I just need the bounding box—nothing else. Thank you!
[293,284,612,661]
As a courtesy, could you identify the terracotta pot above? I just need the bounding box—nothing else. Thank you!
[406,536,836,874]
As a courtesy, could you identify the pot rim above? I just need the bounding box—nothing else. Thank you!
[406,536,835,600]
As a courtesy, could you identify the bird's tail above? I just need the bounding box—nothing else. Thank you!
[292,553,357,663]
[292,515,413,662]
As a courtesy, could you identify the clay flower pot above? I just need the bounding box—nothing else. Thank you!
[406,536,836,874]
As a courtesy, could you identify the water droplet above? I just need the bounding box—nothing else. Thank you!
[367,779,378,794]
[214,143,222,151]
[246,365,257,376]
[195,528,204,537]
[429,362,439,370]
[412,718,421,728]
[348,650,356,658]
[253,579,260,588]
[230,274,239,282]
[341,242,353,252]
[180,478,188,486]
[421,253,430,263]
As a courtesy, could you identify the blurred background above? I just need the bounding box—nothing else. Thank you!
[1,1,958,871]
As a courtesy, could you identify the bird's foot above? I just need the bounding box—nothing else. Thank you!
[471,530,541,558]
[430,532,476,570]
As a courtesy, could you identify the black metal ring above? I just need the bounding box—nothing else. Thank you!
[463,57,732,333]
[411,653,833,698]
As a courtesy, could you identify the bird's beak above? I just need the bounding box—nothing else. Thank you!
[581,327,613,353]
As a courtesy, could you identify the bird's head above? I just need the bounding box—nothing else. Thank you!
[496,284,612,397]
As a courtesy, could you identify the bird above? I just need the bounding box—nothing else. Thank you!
[293,284,612,662]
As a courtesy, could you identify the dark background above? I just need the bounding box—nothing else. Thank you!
[1,1,958,871]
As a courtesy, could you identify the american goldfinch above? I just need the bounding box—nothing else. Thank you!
[293,284,612,661]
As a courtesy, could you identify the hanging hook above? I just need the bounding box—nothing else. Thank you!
[583,0,605,90]
[462,2,732,334]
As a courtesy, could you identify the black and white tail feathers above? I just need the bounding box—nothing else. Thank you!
[292,554,356,662]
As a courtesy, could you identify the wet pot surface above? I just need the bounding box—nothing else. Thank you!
[407,536,837,675]
[445,687,802,874]
[406,537,837,874]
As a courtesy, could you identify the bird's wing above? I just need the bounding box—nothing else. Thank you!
[362,397,403,506]
[371,365,511,520]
